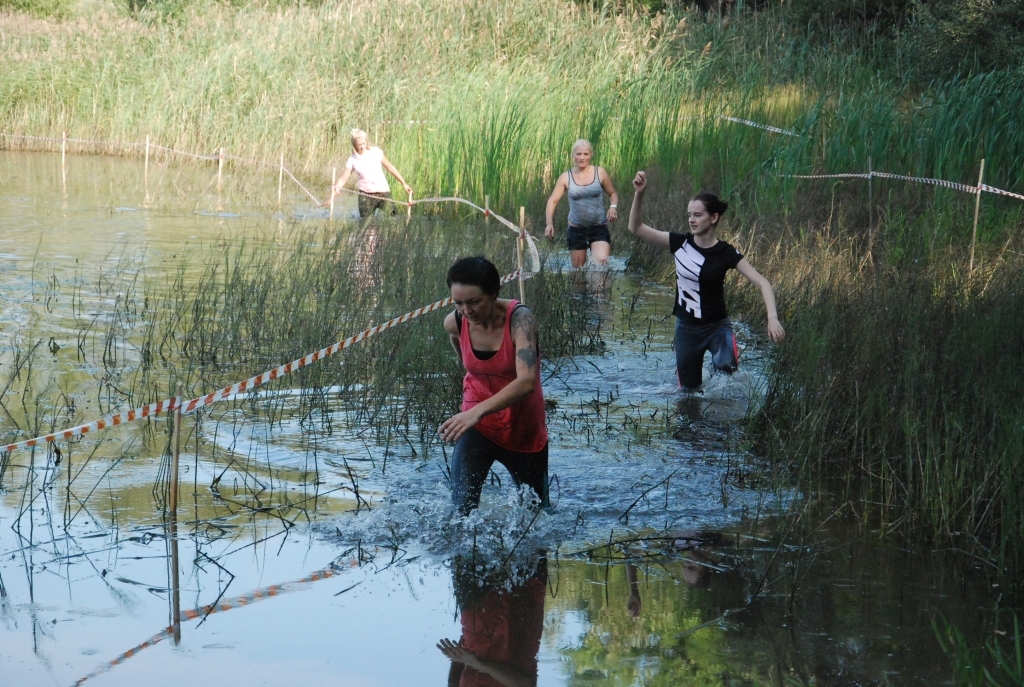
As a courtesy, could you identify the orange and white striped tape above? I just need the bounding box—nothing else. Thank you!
[1,398,179,454]
[74,560,358,686]
[177,562,354,622]
[719,116,801,137]
[72,626,175,686]
[787,170,1024,200]
[327,186,541,273]
[2,272,528,455]
[981,183,1024,202]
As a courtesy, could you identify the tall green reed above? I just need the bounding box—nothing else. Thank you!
[141,217,602,449]
[3,2,1023,254]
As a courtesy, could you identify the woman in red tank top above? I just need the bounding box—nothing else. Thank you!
[439,257,549,515]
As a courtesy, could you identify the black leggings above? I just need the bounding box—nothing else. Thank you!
[675,318,738,391]
[450,428,549,515]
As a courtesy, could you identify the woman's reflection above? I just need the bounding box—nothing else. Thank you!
[437,554,547,687]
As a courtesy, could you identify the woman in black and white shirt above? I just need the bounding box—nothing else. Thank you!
[627,171,785,391]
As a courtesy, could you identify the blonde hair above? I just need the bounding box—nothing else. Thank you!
[571,139,594,157]
[350,128,369,146]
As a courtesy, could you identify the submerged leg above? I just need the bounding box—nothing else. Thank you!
[708,323,739,375]
[674,319,708,391]
[589,240,611,265]
[450,428,497,515]
[496,443,550,509]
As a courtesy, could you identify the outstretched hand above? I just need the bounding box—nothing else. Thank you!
[767,318,786,343]
[633,171,648,193]
[437,638,480,668]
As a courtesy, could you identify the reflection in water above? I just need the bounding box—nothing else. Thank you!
[439,553,547,687]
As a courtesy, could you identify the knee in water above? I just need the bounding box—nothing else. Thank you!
[714,362,737,375]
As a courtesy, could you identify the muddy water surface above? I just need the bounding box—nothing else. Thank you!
[0,151,1001,686]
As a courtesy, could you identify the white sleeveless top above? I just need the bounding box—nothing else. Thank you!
[344,147,390,194]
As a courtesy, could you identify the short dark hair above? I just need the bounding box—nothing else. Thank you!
[446,256,500,297]
[691,192,729,223]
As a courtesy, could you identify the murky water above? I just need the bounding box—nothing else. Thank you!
[0,151,1002,686]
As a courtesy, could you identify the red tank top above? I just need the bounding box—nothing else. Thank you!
[459,300,548,453]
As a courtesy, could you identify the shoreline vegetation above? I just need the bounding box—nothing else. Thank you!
[4,0,1024,629]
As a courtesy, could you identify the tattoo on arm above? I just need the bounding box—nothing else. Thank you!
[517,345,538,368]
[511,307,538,369]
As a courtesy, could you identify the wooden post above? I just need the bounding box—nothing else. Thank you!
[217,147,224,192]
[406,190,413,223]
[61,131,67,186]
[867,156,873,244]
[168,485,181,645]
[144,135,150,187]
[821,120,827,164]
[970,158,985,276]
[517,207,526,304]
[485,195,490,225]
[278,152,284,208]
[330,167,336,221]
[169,383,183,514]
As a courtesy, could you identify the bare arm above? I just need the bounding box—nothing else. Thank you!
[438,306,540,443]
[437,639,536,687]
[380,154,412,196]
[735,258,785,343]
[627,171,671,248]
[443,311,464,365]
[544,173,569,239]
[332,167,353,195]
[598,167,619,223]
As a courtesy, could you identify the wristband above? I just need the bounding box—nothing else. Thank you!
[609,204,617,208]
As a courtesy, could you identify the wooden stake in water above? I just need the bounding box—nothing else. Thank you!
[407,190,413,223]
[330,167,336,221]
[278,152,284,208]
[867,156,874,245]
[144,135,150,188]
[168,495,181,645]
[485,195,490,225]
[517,206,526,304]
[61,131,67,186]
[169,383,183,514]
[217,147,225,193]
[970,158,985,276]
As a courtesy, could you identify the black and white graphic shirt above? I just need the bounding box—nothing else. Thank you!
[668,232,743,325]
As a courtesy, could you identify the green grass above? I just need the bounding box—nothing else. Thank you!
[2,1,1023,254]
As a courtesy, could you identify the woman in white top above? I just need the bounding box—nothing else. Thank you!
[331,129,413,217]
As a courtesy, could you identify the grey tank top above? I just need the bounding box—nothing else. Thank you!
[567,168,607,227]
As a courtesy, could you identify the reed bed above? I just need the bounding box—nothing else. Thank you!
[102,217,599,450]
[2,2,1023,249]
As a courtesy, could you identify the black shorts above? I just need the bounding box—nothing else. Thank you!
[567,224,611,252]
[358,192,396,218]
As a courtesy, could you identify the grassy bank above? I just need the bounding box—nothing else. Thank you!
[2,1,1023,253]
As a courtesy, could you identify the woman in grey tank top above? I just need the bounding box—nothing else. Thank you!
[544,139,619,268]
